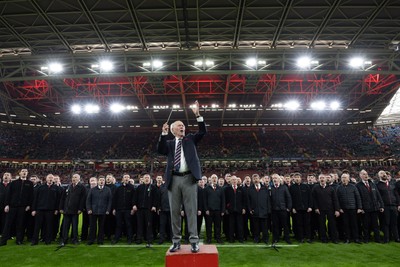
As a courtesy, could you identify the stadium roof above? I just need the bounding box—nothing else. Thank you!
[0,0,399,129]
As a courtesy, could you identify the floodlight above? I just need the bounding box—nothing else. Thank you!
[99,60,114,72]
[330,101,340,110]
[205,60,214,67]
[349,57,364,68]
[143,62,151,67]
[284,100,300,110]
[85,104,100,114]
[246,58,257,67]
[71,104,81,114]
[194,60,203,67]
[110,103,125,113]
[297,57,311,68]
[311,101,326,110]
[152,60,163,68]
[49,63,63,73]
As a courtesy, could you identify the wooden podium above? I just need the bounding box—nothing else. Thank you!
[165,245,219,267]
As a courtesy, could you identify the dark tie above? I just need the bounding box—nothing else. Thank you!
[174,139,182,171]
[365,182,370,191]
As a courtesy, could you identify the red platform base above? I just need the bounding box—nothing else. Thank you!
[165,245,219,267]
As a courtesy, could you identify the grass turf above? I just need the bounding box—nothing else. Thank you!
[0,241,399,267]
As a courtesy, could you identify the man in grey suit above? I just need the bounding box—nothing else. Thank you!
[86,176,112,245]
[157,100,206,253]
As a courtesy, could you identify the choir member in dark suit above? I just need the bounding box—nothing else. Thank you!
[312,174,340,243]
[336,173,362,243]
[133,174,158,248]
[224,175,246,243]
[289,172,313,243]
[157,180,171,244]
[270,174,292,244]
[0,172,11,236]
[31,174,60,245]
[204,174,225,244]
[86,176,112,245]
[0,169,33,246]
[112,174,135,245]
[59,173,87,246]
[247,173,271,244]
[356,169,384,243]
[376,170,400,243]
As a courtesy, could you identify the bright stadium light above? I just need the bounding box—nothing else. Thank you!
[84,104,100,114]
[48,63,63,73]
[109,103,125,113]
[246,58,257,67]
[349,57,364,68]
[152,60,163,68]
[311,101,326,110]
[330,101,341,110]
[99,60,114,72]
[297,57,311,68]
[71,104,81,114]
[205,60,214,67]
[284,100,300,110]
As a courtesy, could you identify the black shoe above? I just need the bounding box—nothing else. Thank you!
[135,239,142,245]
[87,241,93,245]
[146,243,152,248]
[191,243,200,253]
[344,240,350,244]
[216,239,224,244]
[206,239,211,244]
[111,239,118,245]
[16,241,23,245]
[332,240,339,244]
[158,239,164,245]
[286,239,292,244]
[395,239,400,243]
[307,239,313,244]
[97,242,103,245]
[31,242,38,246]
[355,239,362,244]
[59,242,65,247]
[127,240,132,245]
[169,242,181,252]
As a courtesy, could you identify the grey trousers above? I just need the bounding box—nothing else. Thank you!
[168,174,199,244]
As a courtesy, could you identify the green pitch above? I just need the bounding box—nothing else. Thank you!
[0,241,399,267]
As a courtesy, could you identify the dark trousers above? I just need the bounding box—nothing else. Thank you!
[88,214,106,243]
[159,210,171,242]
[359,211,381,242]
[243,211,251,240]
[136,209,154,243]
[341,209,359,241]
[318,210,338,242]
[223,213,229,239]
[32,210,54,244]
[252,217,268,243]
[228,211,243,241]
[382,206,399,242]
[0,210,5,237]
[0,206,27,244]
[26,213,35,241]
[272,210,290,242]
[197,212,204,236]
[81,211,89,241]
[104,213,115,239]
[62,213,79,243]
[205,210,222,241]
[52,213,61,241]
[293,210,311,241]
[114,210,133,242]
